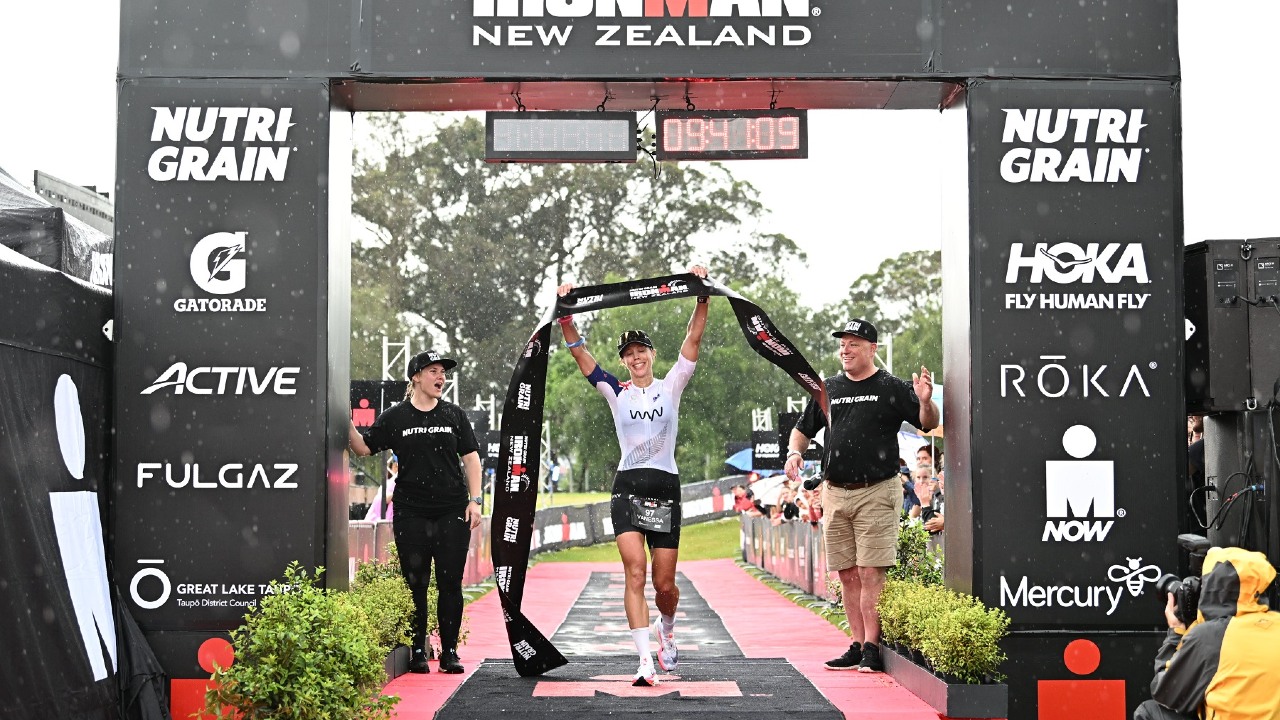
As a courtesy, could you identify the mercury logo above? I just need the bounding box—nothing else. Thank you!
[474,0,810,18]
[999,108,1146,183]
[148,106,295,182]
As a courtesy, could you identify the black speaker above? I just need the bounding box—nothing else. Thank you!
[1246,238,1280,407]
[1185,240,1251,412]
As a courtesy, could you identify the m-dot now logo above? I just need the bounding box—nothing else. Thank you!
[175,231,268,313]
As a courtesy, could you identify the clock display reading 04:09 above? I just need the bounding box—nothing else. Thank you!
[656,109,808,160]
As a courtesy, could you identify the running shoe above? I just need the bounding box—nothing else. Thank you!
[824,642,862,670]
[408,648,430,674]
[633,655,659,687]
[858,642,884,673]
[652,619,679,671]
[438,650,464,674]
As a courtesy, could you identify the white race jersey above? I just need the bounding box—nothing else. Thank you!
[587,353,696,474]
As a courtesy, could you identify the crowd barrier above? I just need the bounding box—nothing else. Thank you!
[739,514,835,601]
[347,475,746,584]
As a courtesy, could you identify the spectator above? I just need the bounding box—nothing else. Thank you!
[364,455,398,522]
[1187,415,1206,525]
[913,465,944,536]
[916,445,934,472]
[899,463,920,516]
[785,317,939,673]
[731,485,755,513]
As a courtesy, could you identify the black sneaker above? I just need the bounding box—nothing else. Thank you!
[438,650,464,674]
[409,648,430,674]
[824,642,862,670]
[858,643,884,673]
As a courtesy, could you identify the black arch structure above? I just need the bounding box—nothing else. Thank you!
[107,2,1184,717]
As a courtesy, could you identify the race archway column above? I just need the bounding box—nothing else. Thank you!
[945,79,1183,717]
[110,79,350,698]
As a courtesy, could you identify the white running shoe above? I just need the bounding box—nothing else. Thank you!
[633,655,658,687]
[652,619,679,671]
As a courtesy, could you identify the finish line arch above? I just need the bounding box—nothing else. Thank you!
[111,3,1182,717]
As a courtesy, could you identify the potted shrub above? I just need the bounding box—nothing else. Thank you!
[877,579,1009,719]
[203,562,401,720]
[350,552,415,679]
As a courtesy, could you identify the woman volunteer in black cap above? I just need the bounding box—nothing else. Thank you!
[555,264,709,687]
[348,350,482,675]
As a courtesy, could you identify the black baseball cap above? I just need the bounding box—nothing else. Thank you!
[832,318,877,343]
[617,330,655,356]
[407,350,457,378]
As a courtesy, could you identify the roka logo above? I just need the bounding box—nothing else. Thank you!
[1006,242,1150,285]
[1043,425,1124,542]
[999,108,1147,183]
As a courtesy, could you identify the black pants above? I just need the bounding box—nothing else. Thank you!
[1133,700,1196,720]
[393,511,470,654]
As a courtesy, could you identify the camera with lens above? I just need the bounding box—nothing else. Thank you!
[1153,573,1202,626]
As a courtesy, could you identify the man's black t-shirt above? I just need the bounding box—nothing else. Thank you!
[360,399,479,518]
[795,369,921,485]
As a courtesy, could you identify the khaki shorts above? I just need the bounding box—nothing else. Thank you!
[823,477,899,571]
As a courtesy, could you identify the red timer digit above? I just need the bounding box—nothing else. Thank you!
[656,109,807,160]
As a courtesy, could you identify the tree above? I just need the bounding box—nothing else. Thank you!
[351,113,797,397]
[821,250,942,381]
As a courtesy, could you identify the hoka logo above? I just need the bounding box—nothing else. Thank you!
[629,407,664,421]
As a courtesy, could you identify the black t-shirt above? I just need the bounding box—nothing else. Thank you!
[795,369,921,485]
[360,399,479,518]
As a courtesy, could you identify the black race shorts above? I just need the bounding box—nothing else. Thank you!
[610,467,682,549]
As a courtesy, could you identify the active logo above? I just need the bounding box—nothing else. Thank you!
[140,362,300,395]
[175,231,268,313]
[1043,425,1124,542]
[148,107,295,182]
[999,108,1147,183]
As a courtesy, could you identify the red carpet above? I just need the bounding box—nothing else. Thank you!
[384,559,946,719]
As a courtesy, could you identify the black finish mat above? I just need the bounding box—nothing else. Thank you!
[435,658,842,720]
[550,571,744,658]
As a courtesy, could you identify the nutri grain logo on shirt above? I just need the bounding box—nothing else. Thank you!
[175,231,268,313]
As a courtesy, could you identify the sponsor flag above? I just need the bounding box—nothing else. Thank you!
[493,273,829,676]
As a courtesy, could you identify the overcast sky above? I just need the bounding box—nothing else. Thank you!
[1,2,1277,308]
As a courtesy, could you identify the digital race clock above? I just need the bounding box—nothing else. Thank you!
[655,109,808,161]
[485,111,637,163]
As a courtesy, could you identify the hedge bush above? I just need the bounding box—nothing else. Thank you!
[204,562,400,720]
[877,578,1009,683]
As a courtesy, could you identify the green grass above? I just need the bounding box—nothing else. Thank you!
[533,491,610,510]
[535,517,742,562]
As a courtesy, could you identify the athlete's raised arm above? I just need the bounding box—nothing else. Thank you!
[680,264,710,363]
[557,282,599,377]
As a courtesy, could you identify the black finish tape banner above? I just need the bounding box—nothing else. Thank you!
[491,273,829,676]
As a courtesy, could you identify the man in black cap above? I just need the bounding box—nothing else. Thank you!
[348,349,482,675]
[784,319,939,673]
